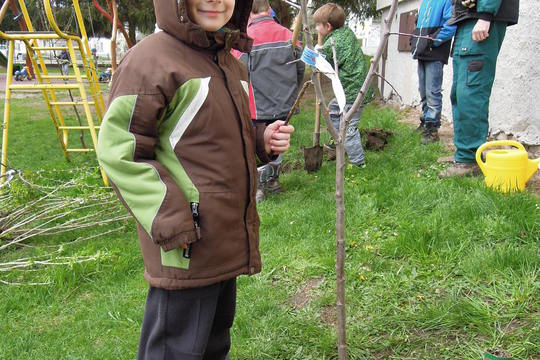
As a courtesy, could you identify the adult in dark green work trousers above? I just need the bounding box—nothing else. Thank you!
[439,0,519,177]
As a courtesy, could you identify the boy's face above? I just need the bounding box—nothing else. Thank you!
[185,0,235,32]
[315,22,332,38]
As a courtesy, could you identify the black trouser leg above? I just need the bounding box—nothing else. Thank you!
[137,278,237,360]
[203,279,236,360]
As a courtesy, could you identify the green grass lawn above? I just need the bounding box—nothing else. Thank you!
[0,96,538,359]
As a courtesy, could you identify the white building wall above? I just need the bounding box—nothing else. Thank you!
[377,0,540,145]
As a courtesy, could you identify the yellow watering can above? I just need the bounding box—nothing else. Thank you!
[476,140,540,192]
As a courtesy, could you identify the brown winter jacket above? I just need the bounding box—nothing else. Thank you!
[97,0,272,289]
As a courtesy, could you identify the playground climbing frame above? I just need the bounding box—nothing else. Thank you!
[0,0,108,185]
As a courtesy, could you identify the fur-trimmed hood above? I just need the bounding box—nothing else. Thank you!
[153,0,253,51]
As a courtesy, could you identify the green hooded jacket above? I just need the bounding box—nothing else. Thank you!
[319,26,372,104]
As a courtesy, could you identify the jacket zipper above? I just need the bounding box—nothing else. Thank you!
[183,202,200,259]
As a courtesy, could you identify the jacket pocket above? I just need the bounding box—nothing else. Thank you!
[161,247,190,270]
[466,59,485,86]
[456,35,487,56]
[411,28,430,57]
[160,202,200,270]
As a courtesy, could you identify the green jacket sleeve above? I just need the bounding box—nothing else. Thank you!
[97,69,198,252]
[319,37,334,67]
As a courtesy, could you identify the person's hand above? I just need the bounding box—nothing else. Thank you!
[264,120,294,155]
[461,0,476,8]
[472,19,491,42]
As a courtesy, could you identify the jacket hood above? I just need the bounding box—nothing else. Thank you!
[154,0,253,52]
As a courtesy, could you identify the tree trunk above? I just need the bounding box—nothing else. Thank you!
[128,20,136,46]
[300,1,347,358]
[335,129,347,360]
[110,0,118,72]
[300,0,400,358]
[8,1,34,78]
[330,37,348,360]
[280,2,290,28]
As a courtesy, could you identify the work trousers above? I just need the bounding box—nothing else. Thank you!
[137,278,236,360]
[451,19,507,163]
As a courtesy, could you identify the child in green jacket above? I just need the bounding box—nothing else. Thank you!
[314,3,371,167]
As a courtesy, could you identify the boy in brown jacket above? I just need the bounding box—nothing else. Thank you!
[96,0,293,358]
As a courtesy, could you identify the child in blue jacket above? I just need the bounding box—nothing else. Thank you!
[410,0,456,144]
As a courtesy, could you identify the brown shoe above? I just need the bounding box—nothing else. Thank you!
[439,162,481,178]
[421,129,440,144]
[264,178,283,194]
[324,143,336,160]
[437,155,455,164]
[256,187,265,203]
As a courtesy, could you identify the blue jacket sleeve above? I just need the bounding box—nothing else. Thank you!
[434,0,457,46]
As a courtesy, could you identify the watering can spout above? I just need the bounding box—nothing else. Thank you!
[526,157,540,182]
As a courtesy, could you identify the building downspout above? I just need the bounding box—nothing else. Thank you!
[380,41,388,99]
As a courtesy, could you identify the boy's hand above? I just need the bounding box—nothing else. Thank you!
[264,120,294,155]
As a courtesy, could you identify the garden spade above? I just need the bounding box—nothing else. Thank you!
[302,34,324,173]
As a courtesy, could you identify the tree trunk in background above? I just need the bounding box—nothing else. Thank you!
[8,1,34,78]
[128,19,136,46]
[110,0,118,72]
[279,1,290,28]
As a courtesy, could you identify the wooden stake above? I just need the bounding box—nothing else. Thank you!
[284,81,312,125]
[291,13,302,52]
[313,33,323,147]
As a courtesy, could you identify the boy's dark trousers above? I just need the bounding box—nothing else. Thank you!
[137,278,236,360]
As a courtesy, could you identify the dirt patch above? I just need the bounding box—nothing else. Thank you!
[485,349,512,358]
[319,305,337,327]
[362,128,394,151]
[289,277,325,310]
[372,347,394,359]
[503,318,521,334]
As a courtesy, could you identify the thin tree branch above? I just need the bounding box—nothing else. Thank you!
[344,0,400,125]
[374,72,403,102]
[389,32,442,42]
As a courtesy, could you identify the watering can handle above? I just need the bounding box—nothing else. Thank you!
[476,140,526,172]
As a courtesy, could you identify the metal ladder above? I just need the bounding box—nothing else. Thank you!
[1,0,108,185]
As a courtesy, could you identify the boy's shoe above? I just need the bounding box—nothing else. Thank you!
[439,162,481,177]
[421,128,439,144]
[354,163,366,169]
[256,186,265,203]
[264,178,283,194]
[324,142,336,160]
[256,178,282,203]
